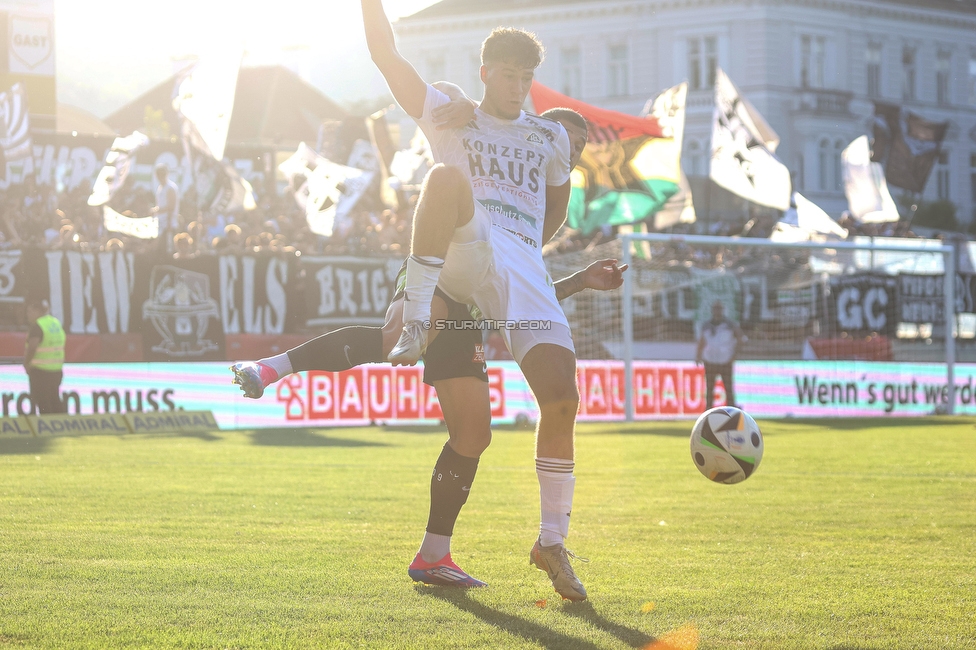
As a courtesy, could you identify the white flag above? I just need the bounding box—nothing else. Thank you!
[88,131,150,207]
[172,51,241,162]
[710,69,791,211]
[654,170,697,230]
[771,192,847,242]
[0,82,31,163]
[842,135,899,223]
[304,161,374,238]
[279,143,374,237]
[640,82,696,229]
[102,205,159,240]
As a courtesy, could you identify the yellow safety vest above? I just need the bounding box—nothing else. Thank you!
[29,313,65,371]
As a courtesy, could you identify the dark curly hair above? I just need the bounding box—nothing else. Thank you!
[481,27,544,69]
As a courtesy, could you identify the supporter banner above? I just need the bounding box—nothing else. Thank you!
[0,132,272,198]
[2,249,296,343]
[898,274,946,325]
[1,360,967,428]
[135,257,226,361]
[629,268,813,330]
[301,256,402,328]
[828,274,896,336]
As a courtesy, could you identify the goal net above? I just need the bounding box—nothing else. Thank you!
[546,233,960,419]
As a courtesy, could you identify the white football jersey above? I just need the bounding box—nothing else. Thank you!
[415,85,571,255]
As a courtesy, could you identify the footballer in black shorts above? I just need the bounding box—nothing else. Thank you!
[392,259,488,387]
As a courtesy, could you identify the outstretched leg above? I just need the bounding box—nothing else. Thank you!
[230,295,448,399]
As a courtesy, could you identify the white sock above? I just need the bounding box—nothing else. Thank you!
[258,352,292,383]
[401,255,444,324]
[419,532,451,563]
[536,457,576,547]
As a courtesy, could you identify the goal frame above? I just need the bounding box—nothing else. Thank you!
[619,232,957,420]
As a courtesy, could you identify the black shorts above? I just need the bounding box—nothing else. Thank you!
[393,261,488,387]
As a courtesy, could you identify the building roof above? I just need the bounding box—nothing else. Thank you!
[104,65,348,149]
[399,0,976,21]
[57,103,118,137]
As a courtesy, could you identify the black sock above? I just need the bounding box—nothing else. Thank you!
[426,442,480,537]
[286,327,384,372]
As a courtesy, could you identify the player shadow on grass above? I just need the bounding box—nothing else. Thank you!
[562,601,654,648]
[0,437,52,455]
[421,588,654,649]
[248,428,390,448]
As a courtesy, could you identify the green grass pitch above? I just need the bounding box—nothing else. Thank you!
[1,418,974,649]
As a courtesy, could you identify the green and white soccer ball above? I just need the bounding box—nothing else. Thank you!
[690,406,763,484]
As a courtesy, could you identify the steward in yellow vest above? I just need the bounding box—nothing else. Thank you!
[24,298,66,414]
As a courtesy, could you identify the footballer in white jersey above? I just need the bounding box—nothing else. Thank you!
[414,84,575,360]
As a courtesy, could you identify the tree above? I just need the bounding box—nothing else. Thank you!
[913,200,959,232]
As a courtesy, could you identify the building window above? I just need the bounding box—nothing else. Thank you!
[902,46,916,101]
[818,139,830,191]
[866,42,882,98]
[688,36,717,90]
[794,153,805,192]
[969,54,976,106]
[937,50,951,105]
[607,44,629,96]
[970,153,976,221]
[685,140,703,176]
[936,151,950,201]
[801,35,826,88]
[427,55,445,83]
[561,47,582,98]
[834,140,845,191]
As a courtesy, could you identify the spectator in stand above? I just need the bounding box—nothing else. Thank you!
[223,223,244,252]
[103,238,124,252]
[173,232,198,259]
[153,164,181,253]
[187,221,207,253]
[695,300,744,410]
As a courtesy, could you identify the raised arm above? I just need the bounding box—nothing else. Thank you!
[361,0,427,118]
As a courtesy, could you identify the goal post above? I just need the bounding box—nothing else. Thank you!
[548,232,958,420]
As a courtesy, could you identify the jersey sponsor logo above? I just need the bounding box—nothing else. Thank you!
[524,115,558,143]
[479,198,538,229]
[525,132,544,145]
[473,344,485,363]
[495,225,539,249]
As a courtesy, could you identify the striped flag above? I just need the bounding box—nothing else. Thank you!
[529,81,679,235]
[0,82,32,165]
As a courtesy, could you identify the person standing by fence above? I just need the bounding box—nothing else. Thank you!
[695,300,744,410]
[23,298,66,414]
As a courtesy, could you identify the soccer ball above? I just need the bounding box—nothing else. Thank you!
[690,407,763,484]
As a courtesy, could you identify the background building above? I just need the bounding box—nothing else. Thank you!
[393,0,976,225]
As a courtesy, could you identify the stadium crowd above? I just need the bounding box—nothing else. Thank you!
[0,176,416,259]
[0,170,929,263]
